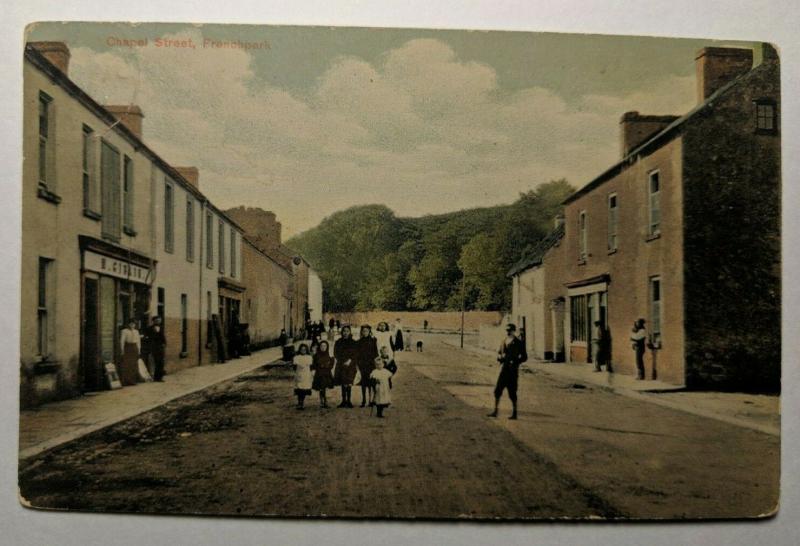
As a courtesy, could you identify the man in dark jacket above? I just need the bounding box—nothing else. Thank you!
[145,316,167,382]
[488,323,527,420]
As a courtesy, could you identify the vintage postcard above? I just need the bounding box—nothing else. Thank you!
[18,22,780,520]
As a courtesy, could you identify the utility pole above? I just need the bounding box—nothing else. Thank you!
[460,273,466,348]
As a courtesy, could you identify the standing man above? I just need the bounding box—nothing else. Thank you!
[630,318,647,380]
[146,316,167,382]
[593,321,612,373]
[488,323,527,420]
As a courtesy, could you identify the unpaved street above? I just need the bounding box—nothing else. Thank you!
[19,337,778,520]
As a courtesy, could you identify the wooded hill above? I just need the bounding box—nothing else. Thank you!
[286,179,575,312]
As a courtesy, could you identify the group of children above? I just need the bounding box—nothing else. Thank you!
[292,324,399,418]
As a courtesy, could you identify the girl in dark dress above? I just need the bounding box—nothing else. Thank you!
[312,340,335,408]
[355,324,379,407]
[333,325,358,408]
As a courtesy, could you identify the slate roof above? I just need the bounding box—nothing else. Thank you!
[507,223,565,278]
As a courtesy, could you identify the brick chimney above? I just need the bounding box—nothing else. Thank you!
[174,166,199,188]
[103,105,144,139]
[29,41,71,74]
[695,47,753,103]
[619,112,679,157]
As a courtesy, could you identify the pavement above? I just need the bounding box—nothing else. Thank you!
[443,337,780,437]
[18,345,283,460]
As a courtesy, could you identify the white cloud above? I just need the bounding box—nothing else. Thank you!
[68,30,699,237]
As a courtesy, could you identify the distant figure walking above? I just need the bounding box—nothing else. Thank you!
[293,344,313,410]
[423,319,429,331]
[119,319,142,386]
[334,325,358,408]
[488,323,527,420]
[630,319,647,380]
[355,324,379,407]
[312,340,335,408]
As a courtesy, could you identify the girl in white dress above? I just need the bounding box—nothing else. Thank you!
[370,349,396,418]
[375,322,394,360]
[293,343,313,410]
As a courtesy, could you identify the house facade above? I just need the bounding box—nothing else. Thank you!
[515,44,780,391]
[21,42,288,407]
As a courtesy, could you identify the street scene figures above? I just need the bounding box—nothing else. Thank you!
[18,23,780,520]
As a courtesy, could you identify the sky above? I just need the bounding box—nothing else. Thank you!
[27,22,756,238]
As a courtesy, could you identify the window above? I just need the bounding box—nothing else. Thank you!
[218,220,225,274]
[607,194,618,251]
[755,99,777,133]
[82,125,98,213]
[164,180,174,253]
[100,140,121,242]
[186,198,195,262]
[578,210,587,261]
[649,277,662,346]
[648,170,661,236]
[123,155,134,233]
[570,294,587,342]
[37,257,53,356]
[38,92,52,189]
[230,229,237,277]
[205,212,214,268]
[180,294,188,355]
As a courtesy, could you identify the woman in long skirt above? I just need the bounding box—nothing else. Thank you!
[119,319,141,386]
[355,324,379,407]
[333,325,358,408]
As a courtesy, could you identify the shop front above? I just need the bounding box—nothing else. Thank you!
[79,236,154,392]
[218,277,245,361]
[566,275,609,364]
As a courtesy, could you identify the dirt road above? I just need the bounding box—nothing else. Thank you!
[18,337,778,520]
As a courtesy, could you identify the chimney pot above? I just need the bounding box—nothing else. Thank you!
[174,166,199,188]
[29,41,71,74]
[103,105,145,139]
[695,47,753,103]
[619,112,679,157]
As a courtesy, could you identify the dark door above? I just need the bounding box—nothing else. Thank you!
[82,277,101,391]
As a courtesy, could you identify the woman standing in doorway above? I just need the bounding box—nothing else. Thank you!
[355,324,379,407]
[119,319,142,386]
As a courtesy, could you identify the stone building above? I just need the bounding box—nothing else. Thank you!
[508,222,566,361]
[225,206,320,338]
[520,44,780,391]
[21,42,245,406]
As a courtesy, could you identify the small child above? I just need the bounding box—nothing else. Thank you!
[293,343,313,410]
[370,346,397,418]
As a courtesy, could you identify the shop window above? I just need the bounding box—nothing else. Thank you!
[100,140,121,242]
[648,170,661,237]
[37,257,54,357]
[607,193,618,251]
[218,220,225,274]
[649,276,662,346]
[186,198,194,262]
[569,294,587,342]
[82,125,99,215]
[164,180,174,253]
[755,99,777,134]
[123,155,134,234]
[206,211,214,269]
